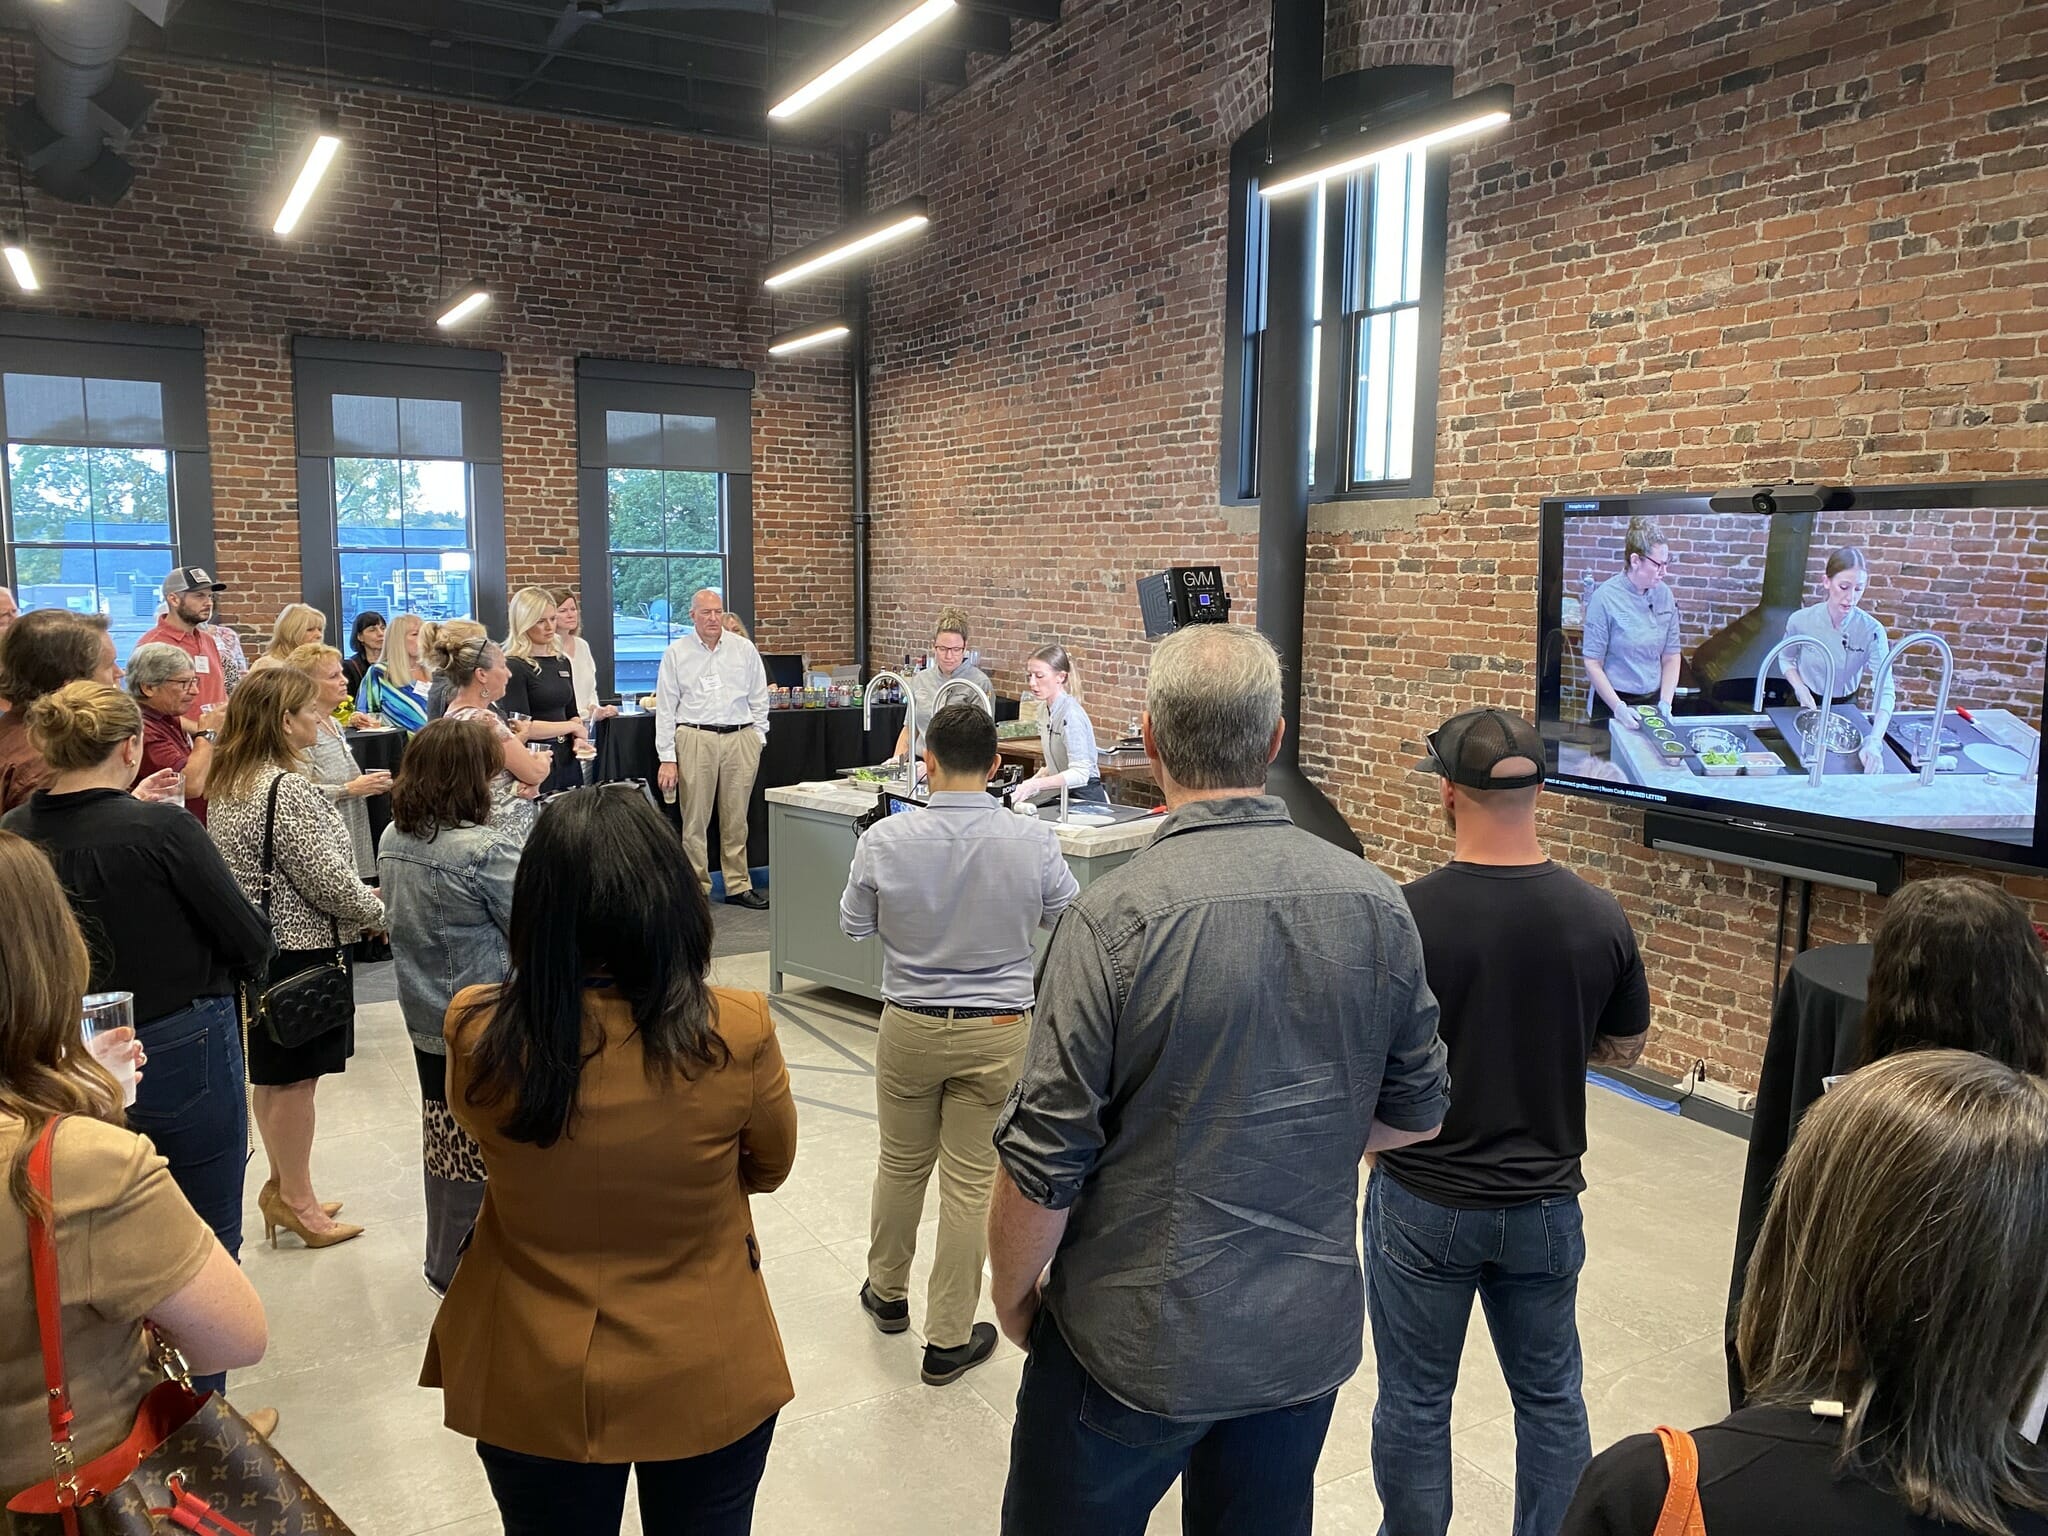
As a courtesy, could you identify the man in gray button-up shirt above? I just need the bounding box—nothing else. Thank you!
[989,624,1449,1536]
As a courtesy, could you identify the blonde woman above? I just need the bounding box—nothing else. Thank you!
[357,612,430,735]
[286,643,391,878]
[1010,643,1106,805]
[206,668,383,1250]
[1581,516,1680,728]
[551,588,617,723]
[428,628,550,841]
[249,604,326,674]
[422,618,488,722]
[502,586,588,797]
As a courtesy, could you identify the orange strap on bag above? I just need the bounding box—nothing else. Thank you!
[1653,1425,1708,1536]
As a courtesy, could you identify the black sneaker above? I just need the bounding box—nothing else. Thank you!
[727,889,770,910]
[859,1281,909,1335]
[921,1322,998,1386]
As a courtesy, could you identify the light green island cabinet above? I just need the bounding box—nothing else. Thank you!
[766,781,1161,1002]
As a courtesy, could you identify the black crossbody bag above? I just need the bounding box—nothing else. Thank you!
[246,772,354,1050]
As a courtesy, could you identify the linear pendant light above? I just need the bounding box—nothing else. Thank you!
[436,284,491,328]
[274,113,343,236]
[763,198,929,290]
[768,320,852,356]
[768,0,957,121]
[2,240,38,293]
[1259,84,1514,199]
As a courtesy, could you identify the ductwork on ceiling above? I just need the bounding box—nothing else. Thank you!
[5,0,176,205]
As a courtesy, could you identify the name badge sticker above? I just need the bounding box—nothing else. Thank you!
[193,655,212,673]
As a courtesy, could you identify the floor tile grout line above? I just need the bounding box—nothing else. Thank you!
[794,1092,879,1121]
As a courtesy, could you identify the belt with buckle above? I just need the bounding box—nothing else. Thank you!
[888,1001,1026,1022]
[679,722,747,734]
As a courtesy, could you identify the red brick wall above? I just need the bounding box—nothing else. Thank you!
[866,0,2048,1088]
[4,48,855,663]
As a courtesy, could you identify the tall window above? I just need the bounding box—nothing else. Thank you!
[1222,68,1451,504]
[0,320,213,659]
[576,360,754,696]
[292,339,506,639]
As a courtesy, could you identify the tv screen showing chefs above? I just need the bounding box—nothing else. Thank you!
[654,589,771,911]
[890,607,994,765]
[1580,517,1680,729]
[1779,546,1895,774]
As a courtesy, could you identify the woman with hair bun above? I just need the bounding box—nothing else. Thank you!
[1580,516,1682,730]
[1,682,273,1397]
[1780,546,1895,775]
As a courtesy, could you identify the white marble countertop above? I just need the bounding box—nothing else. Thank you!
[767,780,1164,857]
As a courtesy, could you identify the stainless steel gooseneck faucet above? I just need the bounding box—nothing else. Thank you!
[1869,631,1954,789]
[1753,636,1837,790]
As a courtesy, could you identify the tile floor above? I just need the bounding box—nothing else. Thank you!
[240,953,1742,1536]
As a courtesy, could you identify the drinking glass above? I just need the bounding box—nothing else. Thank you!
[81,992,139,1107]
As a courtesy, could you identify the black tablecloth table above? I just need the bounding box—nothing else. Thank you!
[594,705,906,873]
[1724,941,1871,1406]
[344,727,408,854]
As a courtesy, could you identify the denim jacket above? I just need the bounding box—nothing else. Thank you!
[994,795,1449,1419]
[377,819,520,1055]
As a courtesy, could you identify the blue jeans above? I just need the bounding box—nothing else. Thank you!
[125,995,247,1397]
[1366,1172,1590,1536]
[1003,1309,1337,1536]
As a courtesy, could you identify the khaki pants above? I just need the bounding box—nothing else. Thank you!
[868,1002,1031,1350]
[675,725,764,896]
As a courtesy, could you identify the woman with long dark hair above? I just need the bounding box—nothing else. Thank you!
[0,831,267,1500]
[378,717,519,1296]
[423,786,797,1536]
[1567,1050,2048,1536]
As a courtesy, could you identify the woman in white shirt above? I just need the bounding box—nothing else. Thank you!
[1010,644,1107,806]
[551,587,618,723]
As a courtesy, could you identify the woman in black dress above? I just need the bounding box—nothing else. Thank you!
[501,586,589,797]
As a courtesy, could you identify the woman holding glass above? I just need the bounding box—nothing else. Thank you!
[286,643,390,881]
[503,587,589,797]
[431,630,551,841]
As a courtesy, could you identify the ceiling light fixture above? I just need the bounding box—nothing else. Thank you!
[768,0,957,121]
[435,284,491,328]
[273,113,343,236]
[768,320,852,356]
[2,240,39,293]
[763,198,929,290]
[1258,84,1515,199]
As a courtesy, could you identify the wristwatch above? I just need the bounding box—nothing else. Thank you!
[192,729,217,742]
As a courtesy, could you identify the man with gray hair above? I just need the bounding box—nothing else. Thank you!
[654,588,771,909]
[988,622,1450,1536]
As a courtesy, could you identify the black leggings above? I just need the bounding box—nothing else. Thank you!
[477,1415,776,1536]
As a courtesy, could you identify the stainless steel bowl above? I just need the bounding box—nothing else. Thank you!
[1792,709,1864,755]
[1687,727,1742,757]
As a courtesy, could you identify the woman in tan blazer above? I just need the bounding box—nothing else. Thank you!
[421,785,797,1536]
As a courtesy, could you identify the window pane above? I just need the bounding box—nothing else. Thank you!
[402,460,469,546]
[7,443,92,542]
[84,379,166,445]
[609,554,722,695]
[398,397,463,459]
[1307,322,1321,485]
[1356,311,1393,483]
[340,550,473,634]
[1389,306,1419,483]
[332,394,400,457]
[335,457,401,534]
[1309,184,1326,325]
[660,414,720,471]
[607,469,666,551]
[1403,148,1426,304]
[4,374,87,441]
[605,411,664,469]
[89,448,172,542]
[93,546,176,661]
[1370,155,1409,310]
[664,471,720,552]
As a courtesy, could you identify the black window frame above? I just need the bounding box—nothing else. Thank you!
[1222,66,1453,507]
[0,316,216,647]
[290,336,508,638]
[574,358,755,697]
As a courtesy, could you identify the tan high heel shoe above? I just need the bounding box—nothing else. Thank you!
[258,1186,363,1250]
[258,1180,342,1219]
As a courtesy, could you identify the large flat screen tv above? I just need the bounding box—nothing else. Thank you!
[1536,480,2047,873]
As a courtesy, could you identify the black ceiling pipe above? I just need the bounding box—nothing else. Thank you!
[1253,0,1362,853]
[845,136,873,682]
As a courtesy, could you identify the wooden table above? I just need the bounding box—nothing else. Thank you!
[998,739,1161,805]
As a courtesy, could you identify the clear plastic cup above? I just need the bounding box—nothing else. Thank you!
[81,992,139,1107]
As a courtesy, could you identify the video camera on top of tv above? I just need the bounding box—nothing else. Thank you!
[1137,566,1232,640]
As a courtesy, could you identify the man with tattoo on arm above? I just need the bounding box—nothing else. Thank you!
[1369,707,1652,1536]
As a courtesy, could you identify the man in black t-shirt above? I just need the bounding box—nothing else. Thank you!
[1370,707,1651,1536]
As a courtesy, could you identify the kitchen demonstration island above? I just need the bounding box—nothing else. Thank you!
[766,779,1161,1001]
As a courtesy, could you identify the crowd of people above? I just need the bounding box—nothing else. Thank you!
[0,573,2044,1536]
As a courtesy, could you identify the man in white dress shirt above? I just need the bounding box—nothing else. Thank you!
[655,589,771,910]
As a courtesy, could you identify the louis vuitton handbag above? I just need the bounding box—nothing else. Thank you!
[4,1117,354,1536]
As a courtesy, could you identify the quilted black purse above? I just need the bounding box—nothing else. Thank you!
[247,773,354,1051]
[5,1117,357,1536]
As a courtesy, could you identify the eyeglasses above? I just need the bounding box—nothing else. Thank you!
[540,778,660,812]
[934,643,967,656]
[1640,554,1671,574]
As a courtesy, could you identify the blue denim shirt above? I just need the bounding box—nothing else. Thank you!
[376,819,520,1055]
[994,795,1449,1418]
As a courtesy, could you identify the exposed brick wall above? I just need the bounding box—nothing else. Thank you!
[3,47,855,664]
[865,0,2048,1088]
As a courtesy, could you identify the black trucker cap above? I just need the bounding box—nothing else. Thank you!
[1418,706,1546,791]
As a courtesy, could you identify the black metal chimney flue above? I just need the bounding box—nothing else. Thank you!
[1253,0,1362,853]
